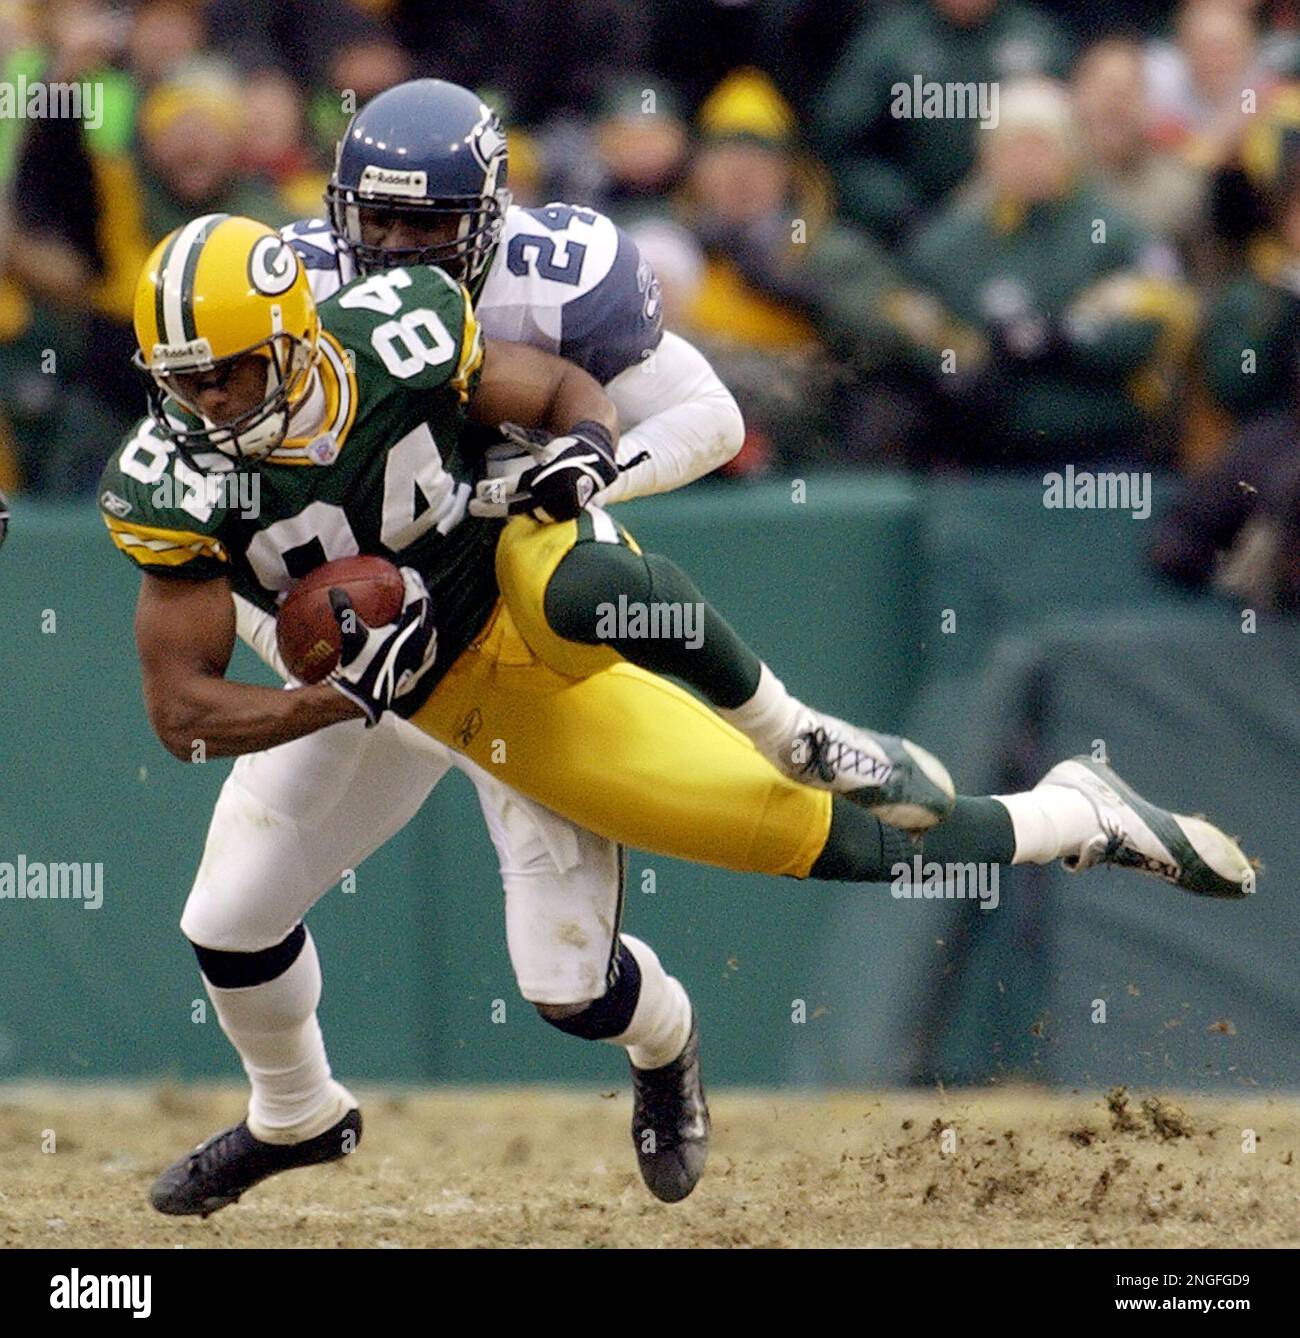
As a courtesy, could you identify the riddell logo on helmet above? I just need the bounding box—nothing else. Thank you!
[151,338,213,370]
[359,165,429,197]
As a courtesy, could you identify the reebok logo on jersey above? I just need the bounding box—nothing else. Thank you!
[100,489,132,518]
[457,707,483,747]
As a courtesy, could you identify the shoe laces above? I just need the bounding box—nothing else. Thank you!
[797,727,838,784]
[797,725,893,786]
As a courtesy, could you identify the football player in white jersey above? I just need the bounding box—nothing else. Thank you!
[159,79,753,1214]
[147,80,1255,1220]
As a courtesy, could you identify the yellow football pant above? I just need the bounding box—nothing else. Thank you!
[408,514,832,877]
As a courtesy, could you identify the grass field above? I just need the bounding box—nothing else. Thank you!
[1,1084,1296,1248]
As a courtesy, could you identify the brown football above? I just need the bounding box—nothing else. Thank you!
[276,555,405,684]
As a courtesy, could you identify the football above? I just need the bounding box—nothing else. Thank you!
[276,555,405,683]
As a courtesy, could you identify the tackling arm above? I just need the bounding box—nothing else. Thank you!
[468,339,619,442]
[597,331,745,506]
[135,573,361,760]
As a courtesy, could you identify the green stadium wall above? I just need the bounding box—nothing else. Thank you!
[1,474,1295,1090]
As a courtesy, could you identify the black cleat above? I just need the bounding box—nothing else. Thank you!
[149,1107,362,1218]
[630,1016,710,1203]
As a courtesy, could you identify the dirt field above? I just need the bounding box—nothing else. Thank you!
[1,1084,1295,1248]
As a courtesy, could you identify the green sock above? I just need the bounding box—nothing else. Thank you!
[810,798,917,881]
[808,796,1014,883]
[545,542,762,708]
[919,797,1016,865]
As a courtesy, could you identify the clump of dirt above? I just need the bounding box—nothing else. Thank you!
[1085,1156,1130,1211]
[1106,1086,1144,1133]
[1141,1097,1194,1142]
[1104,1087,1195,1141]
[973,1166,1041,1210]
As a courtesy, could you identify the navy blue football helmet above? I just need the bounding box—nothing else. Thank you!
[326,79,510,287]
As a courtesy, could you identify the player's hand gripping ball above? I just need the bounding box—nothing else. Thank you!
[276,555,406,684]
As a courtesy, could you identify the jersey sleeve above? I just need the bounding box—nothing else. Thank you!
[98,419,233,580]
[282,217,347,305]
[323,263,484,402]
[554,220,664,383]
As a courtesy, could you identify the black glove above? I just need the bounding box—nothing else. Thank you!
[327,566,438,726]
[469,420,618,523]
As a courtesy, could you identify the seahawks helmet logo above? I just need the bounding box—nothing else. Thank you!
[248,236,298,296]
[469,106,507,173]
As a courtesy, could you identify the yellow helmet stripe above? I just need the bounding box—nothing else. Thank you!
[160,212,228,345]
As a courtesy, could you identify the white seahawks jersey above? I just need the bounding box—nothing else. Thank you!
[283,202,663,385]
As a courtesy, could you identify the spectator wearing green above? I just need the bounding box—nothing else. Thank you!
[669,70,955,468]
[815,0,1071,241]
[0,10,135,496]
[8,72,295,494]
[902,79,1196,468]
[1072,36,1207,271]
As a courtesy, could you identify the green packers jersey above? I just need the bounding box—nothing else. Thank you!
[99,264,502,701]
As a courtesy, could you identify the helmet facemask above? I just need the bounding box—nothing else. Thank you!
[326,187,511,289]
[136,325,320,467]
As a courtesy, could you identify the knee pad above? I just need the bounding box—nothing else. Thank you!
[191,922,307,989]
[534,941,641,1040]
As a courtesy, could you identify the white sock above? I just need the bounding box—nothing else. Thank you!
[716,663,801,759]
[610,934,693,1070]
[994,787,1099,865]
[203,929,354,1143]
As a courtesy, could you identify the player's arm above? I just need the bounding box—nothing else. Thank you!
[466,339,622,523]
[134,572,361,761]
[468,338,618,442]
[598,330,745,505]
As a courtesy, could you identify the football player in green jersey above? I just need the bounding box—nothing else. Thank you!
[103,215,1254,1216]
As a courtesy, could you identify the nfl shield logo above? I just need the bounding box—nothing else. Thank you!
[308,434,338,465]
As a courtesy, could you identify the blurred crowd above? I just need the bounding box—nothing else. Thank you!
[3,0,1300,601]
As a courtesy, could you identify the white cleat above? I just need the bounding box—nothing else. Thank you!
[1037,756,1256,899]
[772,709,955,831]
